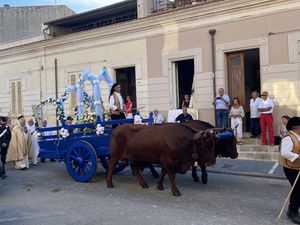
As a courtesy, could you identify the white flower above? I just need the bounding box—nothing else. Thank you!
[96,124,105,135]
[59,128,69,139]
[33,131,42,139]
[134,115,143,124]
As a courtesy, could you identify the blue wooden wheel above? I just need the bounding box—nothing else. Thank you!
[100,155,127,173]
[66,140,98,182]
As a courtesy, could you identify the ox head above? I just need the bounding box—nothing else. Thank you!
[193,130,216,165]
[213,128,238,159]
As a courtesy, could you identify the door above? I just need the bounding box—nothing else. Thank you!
[115,67,136,110]
[227,53,245,107]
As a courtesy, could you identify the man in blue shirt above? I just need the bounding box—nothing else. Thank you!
[212,88,230,128]
[175,107,193,123]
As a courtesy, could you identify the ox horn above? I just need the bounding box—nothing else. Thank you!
[194,131,204,140]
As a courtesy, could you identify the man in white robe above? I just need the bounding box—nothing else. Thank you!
[6,115,32,170]
[26,118,39,165]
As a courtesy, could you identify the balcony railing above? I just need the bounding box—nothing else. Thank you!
[152,0,218,13]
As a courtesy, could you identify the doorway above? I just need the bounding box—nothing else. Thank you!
[227,49,260,131]
[173,59,194,108]
[115,67,136,111]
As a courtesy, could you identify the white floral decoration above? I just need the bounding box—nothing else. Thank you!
[96,124,105,136]
[59,128,69,139]
[134,115,143,124]
[32,131,42,139]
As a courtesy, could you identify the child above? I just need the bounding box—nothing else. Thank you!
[125,96,133,119]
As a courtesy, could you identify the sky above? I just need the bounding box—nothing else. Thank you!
[0,0,125,13]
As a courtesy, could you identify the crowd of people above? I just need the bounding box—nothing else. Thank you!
[210,87,290,146]
[0,115,57,179]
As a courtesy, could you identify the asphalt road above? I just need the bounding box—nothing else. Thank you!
[0,162,295,225]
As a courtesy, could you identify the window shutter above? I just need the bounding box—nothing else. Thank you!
[10,80,22,116]
[17,80,22,114]
[11,82,16,115]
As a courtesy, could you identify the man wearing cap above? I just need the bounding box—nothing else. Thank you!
[0,116,11,178]
[7,115,32,170]
[279,116,300,224]
[153,109,164,124]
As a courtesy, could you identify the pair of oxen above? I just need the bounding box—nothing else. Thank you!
[106,120,238,196]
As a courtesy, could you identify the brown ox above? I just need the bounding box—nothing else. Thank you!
[106,123,216,196]
[183,120,238,183]
[146,120,238,184]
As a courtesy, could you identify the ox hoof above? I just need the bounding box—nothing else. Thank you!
[157,184,164,190]
[192,175,200,183]
[141,183,149,189]
[152,172,160,179]
[107,183,114,188]
[201,175,208,184]
[172,190,181,197]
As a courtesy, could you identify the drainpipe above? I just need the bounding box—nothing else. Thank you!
[209,29,217,125]
[54,58,59,128]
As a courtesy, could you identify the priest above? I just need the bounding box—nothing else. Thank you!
[6,115,32,170]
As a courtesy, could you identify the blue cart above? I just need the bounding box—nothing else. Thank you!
[36,118,142,182]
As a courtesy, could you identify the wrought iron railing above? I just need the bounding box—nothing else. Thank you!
[152,0,218,13]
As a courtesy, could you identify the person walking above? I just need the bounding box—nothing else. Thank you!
[229,98,245,144]
[0,116,11,178]
[249,91,261,138]
[213,88,230,128]
[258,91,275,145]
[279,117,300,224]
[6,115,32,170]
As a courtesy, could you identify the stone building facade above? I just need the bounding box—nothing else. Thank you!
[0,0,300,132]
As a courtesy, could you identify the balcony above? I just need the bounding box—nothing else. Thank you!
[152,0,221,13]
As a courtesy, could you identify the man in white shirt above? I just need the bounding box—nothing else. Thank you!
[280,117,300,224]
[109,83,125,128]
[258,91,275,145]
[153,109,164,124]
[249,91,262,138]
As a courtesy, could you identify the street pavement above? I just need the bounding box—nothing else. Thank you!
[0,159,295,225]
[206,158,285,179]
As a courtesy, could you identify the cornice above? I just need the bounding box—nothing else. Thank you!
[0,0,299,62]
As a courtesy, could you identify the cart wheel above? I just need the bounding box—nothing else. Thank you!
[66,140,98,182]
[100,155,127,173]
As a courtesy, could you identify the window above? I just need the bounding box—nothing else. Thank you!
[10,80,22,116]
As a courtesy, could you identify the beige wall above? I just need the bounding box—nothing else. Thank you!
[0,39,148,125]
[145,7,300,124]
[1,0,300,128]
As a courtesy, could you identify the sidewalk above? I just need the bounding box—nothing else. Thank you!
[206,158,286,179]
